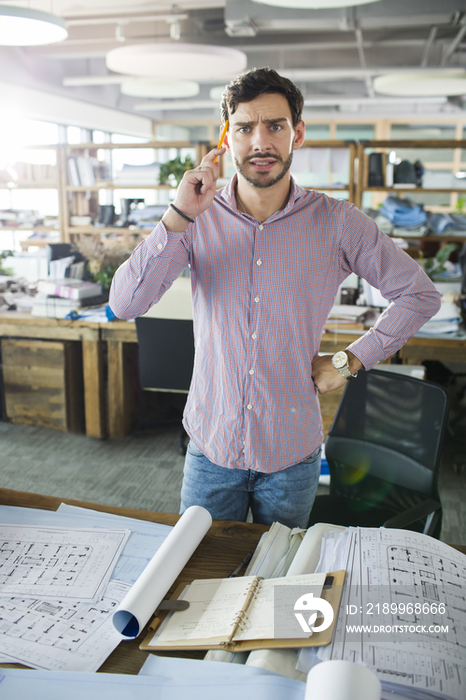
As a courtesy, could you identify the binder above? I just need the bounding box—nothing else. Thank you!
[140,569,344,652]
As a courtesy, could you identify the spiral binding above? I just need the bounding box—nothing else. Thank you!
[224,577,264,640]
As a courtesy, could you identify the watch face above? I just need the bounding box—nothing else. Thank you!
[333,351,348,369]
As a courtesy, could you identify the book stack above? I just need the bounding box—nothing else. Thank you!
[32,295,107,318]
[33,279,105,318]
[37,278,102,300]
[325,305,373,330]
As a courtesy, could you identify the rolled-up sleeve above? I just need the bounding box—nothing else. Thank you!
[340,205,441,369]
[109,221,190,319]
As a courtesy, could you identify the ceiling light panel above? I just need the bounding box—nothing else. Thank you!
[0,5,68,46]
[252,0,380,8]
[106,43,247,81]
[374,70,466,97]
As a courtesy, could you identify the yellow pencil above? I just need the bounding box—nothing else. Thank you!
[214,120,229,162]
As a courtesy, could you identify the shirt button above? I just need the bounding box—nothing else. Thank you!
[249,369,254,375]
[256,259,262,266]
[254,296,259,303]
[157,243,163,250]
[247,404,252,410]
[259,225,264,230]
[251,333,257,339]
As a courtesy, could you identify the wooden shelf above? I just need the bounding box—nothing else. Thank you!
[0,226,58,232]
[389,234,466,243]
[68,226,149,235]
[365,187,466,194]
[66,184,173,192]
[361,139,466,149]
[66,141,194,151]
[0,181,58,189]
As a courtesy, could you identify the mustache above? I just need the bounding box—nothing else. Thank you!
[244,153,282,164]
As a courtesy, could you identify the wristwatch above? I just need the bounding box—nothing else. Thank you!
[331,350,358,380]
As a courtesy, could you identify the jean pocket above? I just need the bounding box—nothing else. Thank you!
[302,446,322,465]
[187,440,204,457]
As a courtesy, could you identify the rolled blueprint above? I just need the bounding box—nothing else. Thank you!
[306,660,381,700]
[113,505,212,638]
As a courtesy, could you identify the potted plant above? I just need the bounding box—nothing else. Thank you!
[158,156,195,187]
[419,243,459,281]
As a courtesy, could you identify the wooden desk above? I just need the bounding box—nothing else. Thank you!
[399,334,466,364]
[0,313,105,438]
[102,323,466,439]
[0,487,268,675]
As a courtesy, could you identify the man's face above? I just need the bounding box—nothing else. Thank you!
[224,93,305,189]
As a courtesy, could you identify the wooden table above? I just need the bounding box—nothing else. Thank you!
[0,313,105,439]
[103,323,466,439]
[1,487,465,676]
[0,487,268,675]
[2,313,464,440]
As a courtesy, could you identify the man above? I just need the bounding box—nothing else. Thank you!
[109,67,440,529]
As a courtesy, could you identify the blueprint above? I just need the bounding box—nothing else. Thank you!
[297,527,466,700]
[0,579,130,671]
[0,523,129,601]
[0,504,173,586]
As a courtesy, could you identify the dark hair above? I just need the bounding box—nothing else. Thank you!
[221,67,304,129]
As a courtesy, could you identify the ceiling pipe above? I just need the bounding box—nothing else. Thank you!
[65,13,189,27]
[63,66,466,88]
[132,95,448,112]
[420,26,438,67]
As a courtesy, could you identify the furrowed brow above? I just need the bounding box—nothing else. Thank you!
[233,117,288,128]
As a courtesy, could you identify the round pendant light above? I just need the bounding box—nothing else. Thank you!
[374,70,466,97]
[106,43,247,81]
[209,86,226,101]
[252,0,380,8]
[0,5,67,46]
[120,78,200,99]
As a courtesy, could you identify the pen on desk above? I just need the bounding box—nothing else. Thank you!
[214,120,229,162]
[228,550,254,577]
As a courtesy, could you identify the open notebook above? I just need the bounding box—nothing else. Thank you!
[141,570,344,652]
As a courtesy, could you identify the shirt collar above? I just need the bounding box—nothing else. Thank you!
[219,174,307,219]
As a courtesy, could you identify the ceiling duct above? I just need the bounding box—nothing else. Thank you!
[224,0,466,34]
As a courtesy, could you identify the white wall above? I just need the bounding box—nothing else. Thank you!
[0,81,153,139]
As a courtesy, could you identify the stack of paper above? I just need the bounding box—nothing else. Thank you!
[37,278,102,300]
[417,301,462,335]
[0,505,173,672]
[297,527,466,700]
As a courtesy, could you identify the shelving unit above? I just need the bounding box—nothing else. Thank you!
[6,138,466,249]
[62,140,208,241]
[0,144,62,251]
[355,139,466,244]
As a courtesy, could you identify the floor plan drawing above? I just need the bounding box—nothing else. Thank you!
[0,524,130,601]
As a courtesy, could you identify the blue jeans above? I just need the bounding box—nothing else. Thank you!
[180,442,321,528]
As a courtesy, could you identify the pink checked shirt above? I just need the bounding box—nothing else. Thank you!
[110,176,440,473]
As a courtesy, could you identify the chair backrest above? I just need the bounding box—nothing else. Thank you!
[135,316,194,393]
[325,368,449,509]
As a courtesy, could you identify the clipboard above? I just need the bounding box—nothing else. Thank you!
[140,569,345,652]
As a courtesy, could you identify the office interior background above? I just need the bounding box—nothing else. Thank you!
[0,0,465,543]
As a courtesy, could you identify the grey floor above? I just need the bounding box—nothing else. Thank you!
[0,396,465,545]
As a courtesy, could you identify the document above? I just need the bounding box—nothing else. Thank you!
[0,523,129,601]
[298,527,466,700]
[0,580,130,672]
[113,505,212,638]
[0,657,381,700]
[145,571,345,651]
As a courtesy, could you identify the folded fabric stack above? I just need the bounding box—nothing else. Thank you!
[428,213,466,235]
[379,196,427,227]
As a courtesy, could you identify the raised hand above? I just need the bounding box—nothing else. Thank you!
[162,147,226,232]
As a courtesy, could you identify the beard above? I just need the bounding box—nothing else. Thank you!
[234,150,293,189]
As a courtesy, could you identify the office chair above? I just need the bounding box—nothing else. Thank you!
[135,316,194,454]
[308,368,449,538]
